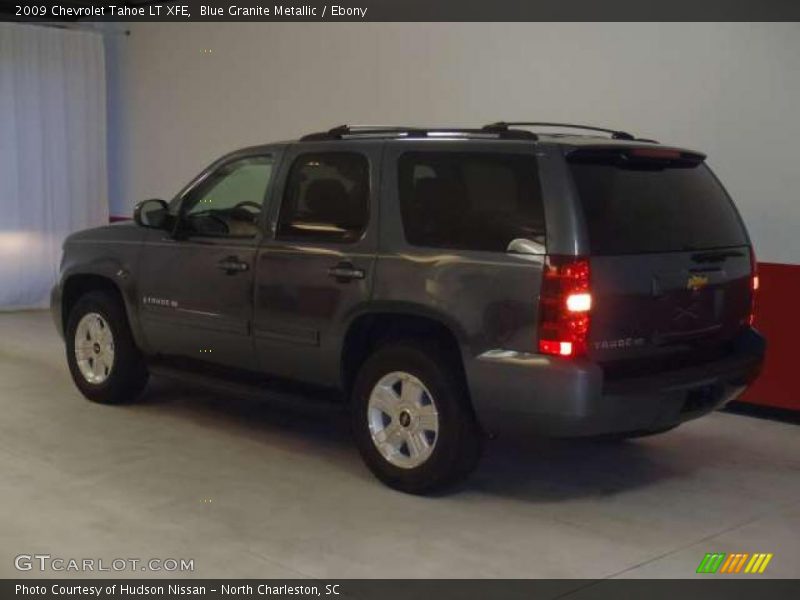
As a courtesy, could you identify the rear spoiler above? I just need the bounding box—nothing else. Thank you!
[567,146,706,168]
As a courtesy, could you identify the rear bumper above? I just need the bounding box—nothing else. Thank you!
[466,328,765,437]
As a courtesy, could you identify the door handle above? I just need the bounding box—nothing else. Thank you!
[217,256,249,274]
[328,262,365,282]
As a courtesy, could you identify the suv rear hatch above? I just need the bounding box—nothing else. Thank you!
[567,146,754,379]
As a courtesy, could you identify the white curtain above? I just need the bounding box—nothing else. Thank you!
[0,23,107,309]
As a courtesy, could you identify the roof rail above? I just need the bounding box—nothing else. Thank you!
[483,121,641,141]
[300,124,538,142]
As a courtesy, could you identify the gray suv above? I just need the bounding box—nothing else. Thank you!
[51,123,765,493]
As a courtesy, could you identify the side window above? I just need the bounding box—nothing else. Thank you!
[182,156,273,238]
[276,152,369,243]
[398,152,545,252]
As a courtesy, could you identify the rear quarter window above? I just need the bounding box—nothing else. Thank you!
[398,152,545,253]
[569,157,747,255]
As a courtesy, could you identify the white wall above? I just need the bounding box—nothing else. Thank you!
[106,22,800,264]
[1,23,107,308]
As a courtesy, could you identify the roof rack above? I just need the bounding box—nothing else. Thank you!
[482,121,641,141]
[300,124,538,142]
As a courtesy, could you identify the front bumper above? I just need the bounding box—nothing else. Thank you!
[50,283,63,339]
[466,328,765,437]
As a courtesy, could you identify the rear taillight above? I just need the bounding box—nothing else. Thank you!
[749,248,758,326]
[538,256,591,358]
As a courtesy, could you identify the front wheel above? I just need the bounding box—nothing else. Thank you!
[351,342,482,494]
[65,290,148,404]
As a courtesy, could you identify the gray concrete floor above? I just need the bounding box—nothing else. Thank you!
[1,310,798,579]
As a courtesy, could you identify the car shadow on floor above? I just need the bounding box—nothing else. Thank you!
[131,375,363,476]
[130,375,696,502]
[468,436,685,501]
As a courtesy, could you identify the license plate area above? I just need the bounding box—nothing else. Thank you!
[653,287,723,344]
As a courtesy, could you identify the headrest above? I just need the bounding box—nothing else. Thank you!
[305,178,349,223]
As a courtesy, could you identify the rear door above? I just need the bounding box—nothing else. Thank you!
[567,147,753,375]
[252,142,379,386]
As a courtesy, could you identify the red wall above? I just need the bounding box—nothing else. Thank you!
[740,263,800,411]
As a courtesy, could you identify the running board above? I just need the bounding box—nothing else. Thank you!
[147,362,346,416]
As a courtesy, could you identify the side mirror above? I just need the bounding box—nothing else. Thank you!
[133,199,170,230]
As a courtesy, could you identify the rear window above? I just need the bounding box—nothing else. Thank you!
[569,155,748,255]
[398,152,545,252]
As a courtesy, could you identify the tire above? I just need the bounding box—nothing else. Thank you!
[65,290,148,404]
[351,341,482,494]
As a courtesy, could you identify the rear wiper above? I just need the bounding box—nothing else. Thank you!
[691,250,744,263]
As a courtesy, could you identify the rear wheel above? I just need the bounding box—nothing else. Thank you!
[66,291,148,404]
[351,341,481,494]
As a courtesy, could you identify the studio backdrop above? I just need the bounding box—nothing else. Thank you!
[0,23,107,309]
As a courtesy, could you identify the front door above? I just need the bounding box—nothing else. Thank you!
[138,153,276,369]
[253,143,380,386]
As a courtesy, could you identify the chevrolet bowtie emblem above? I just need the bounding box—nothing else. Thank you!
[687,274,709,291]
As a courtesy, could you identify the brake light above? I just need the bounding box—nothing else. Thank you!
[629,147,682,160]
[538,256,591,358]
[749,248,758,326]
